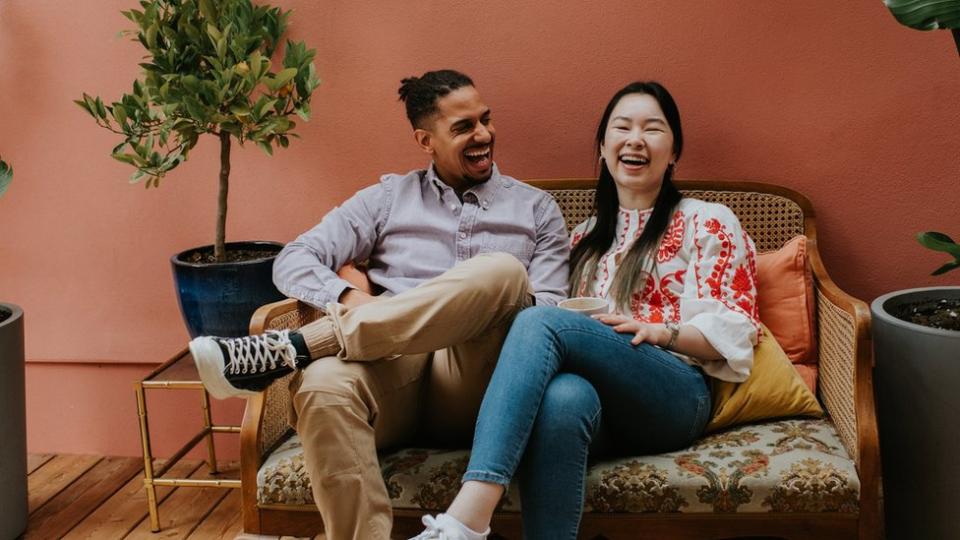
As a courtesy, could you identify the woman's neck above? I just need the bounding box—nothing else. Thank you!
[616,186,660,210]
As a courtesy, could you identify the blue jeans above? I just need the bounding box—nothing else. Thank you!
[463,306,712,540]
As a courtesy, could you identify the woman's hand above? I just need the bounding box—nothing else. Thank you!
[592,313,669,346]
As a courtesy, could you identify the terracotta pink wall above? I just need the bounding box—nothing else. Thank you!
[2,1,959,456]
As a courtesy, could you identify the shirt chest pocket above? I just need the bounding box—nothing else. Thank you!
[479,235,535,266]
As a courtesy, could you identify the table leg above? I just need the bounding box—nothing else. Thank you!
[135,383,161,532]
[201,389,219,474]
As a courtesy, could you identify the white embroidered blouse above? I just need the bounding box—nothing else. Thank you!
[570,198,761,382]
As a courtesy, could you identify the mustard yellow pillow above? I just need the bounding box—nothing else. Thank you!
[706,324,824,433]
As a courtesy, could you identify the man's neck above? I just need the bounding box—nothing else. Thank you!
[433,168,487,200]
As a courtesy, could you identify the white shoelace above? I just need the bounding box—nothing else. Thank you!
[222,330,298,375]
[411,515,455,540]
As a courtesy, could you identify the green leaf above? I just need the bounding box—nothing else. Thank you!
[206,23,222,43]
[95,97,107,119]
[74,97,96,119]
[266,67,297,91]
[917,231,960,256]
[885,0,960,30]
[145,23,159,49]
[229,103,251,116]
[932,260,960,275]
[0,158,12,198]
[199,0,218,22]
[111,152,137,165]
[295,103,311,121]
[253,97,278,119]
[256,140,274,155]
[111,104,128,124]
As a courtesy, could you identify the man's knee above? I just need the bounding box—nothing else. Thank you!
[463,252,529,298]
[294,359,378,422]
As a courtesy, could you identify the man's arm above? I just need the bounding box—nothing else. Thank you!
[273,183,386,309]
[528,196,570,306]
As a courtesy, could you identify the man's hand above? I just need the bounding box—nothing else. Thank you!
[340,288,378,309]
[592,313,670,346]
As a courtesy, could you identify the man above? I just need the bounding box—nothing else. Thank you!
[189,70,569,540]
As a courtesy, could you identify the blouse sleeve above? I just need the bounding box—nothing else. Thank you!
[570,217,594,248]
[679,203,761,382]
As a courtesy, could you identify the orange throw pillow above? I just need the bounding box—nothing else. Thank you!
[756,235,816,365]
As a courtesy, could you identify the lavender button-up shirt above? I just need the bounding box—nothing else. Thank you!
[273,164,570,308]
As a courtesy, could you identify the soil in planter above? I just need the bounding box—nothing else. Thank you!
[891,298,960,332]
[181,247,279,265]
[0,307,10,324]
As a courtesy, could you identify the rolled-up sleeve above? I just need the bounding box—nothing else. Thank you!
[680,205,760,382]
[273,183,386,309]
[528,196,570,306]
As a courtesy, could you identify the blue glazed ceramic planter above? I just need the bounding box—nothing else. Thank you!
[171,241,286,338]
[0,303,26,540]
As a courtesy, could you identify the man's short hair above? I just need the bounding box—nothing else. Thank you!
[398,70,475,129]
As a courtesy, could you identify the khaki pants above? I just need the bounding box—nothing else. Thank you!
[289,253,533,540]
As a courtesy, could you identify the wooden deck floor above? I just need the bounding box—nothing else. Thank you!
[24,454,324,540]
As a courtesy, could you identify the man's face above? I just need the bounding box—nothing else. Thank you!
[415,86,495,190]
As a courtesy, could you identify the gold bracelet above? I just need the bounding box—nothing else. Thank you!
[664,321,680,349]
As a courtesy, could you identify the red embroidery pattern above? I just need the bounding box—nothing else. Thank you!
[629,269,685,323]
[703,218,735,301]
[695,216,761,328]
[659,269,685,319]
[571,230,585,247]
[738,230,761,326]
[630,275,658,322]
[657,211,686,263]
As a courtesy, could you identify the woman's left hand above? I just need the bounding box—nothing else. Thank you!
[592,313,669,346]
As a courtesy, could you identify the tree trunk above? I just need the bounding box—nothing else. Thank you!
[215,131,230,262]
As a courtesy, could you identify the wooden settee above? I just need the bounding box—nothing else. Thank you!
[239,179,881,540]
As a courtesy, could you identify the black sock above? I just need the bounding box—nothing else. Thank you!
[290,331,312,368]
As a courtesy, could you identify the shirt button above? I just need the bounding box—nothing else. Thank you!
[459,232,467,239]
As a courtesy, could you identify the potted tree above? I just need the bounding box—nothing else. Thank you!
[76,0,319,337]
[873,3,960,539]
[0,156,27,540]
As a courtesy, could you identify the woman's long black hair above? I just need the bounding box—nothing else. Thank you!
[570,81,684,308]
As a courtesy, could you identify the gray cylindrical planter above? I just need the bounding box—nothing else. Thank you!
[872,287,960,540]
[0,303,26,540]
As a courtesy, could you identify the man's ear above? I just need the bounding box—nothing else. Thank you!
[413,128,434,155]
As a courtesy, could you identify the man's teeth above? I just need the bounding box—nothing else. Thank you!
[465,148,490,158]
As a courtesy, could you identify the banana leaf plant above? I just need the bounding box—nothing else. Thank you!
[886,0,960,273]
[885,0,960,54]
[0,157,11,198]
[76,0,320,262]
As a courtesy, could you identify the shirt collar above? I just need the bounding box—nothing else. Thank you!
[426,162,503,206]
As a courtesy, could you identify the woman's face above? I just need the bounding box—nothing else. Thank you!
[600,93,676,209]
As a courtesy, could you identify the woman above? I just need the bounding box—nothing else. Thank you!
[413,81,761,540]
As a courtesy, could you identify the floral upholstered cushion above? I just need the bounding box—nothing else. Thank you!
[258,418,859,514]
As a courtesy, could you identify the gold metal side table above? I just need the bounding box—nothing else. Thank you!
[135,348,242,532]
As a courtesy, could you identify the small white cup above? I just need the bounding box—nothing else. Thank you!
[558,296,609,317]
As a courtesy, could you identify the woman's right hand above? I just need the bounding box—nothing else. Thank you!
[592,313,671,346]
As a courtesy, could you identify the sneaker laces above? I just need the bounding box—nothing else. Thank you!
[410,515,454,540]
[222,330,298,375]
